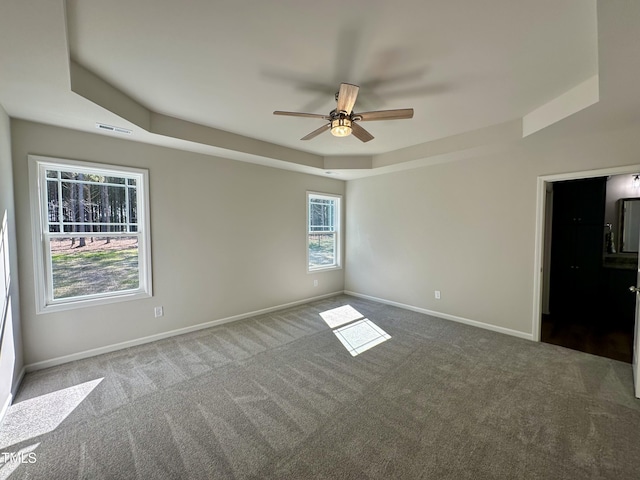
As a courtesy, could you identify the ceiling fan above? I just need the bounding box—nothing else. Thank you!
[274,83,414,143]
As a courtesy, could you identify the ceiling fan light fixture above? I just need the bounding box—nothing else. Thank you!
[331,117,352,137]
[275,82,412,142]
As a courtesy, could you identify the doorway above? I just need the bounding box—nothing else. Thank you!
[534,166,640,363]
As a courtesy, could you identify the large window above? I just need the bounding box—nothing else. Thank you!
[29,156,152,313]
[307,192,341,271]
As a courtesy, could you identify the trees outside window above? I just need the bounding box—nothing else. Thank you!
[29,156,152,313]
[308,192,341,271]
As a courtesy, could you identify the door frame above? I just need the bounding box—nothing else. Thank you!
[532,164,640,341]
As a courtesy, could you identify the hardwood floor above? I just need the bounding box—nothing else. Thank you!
[541,313,634,363]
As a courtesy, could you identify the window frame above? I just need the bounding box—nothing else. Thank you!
[28,155,153,314]
[307,191,342,273]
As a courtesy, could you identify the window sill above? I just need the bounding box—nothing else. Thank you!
[37,290,151,315]
[308,265,343,274]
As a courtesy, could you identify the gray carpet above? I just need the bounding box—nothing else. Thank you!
[3,295,640,479]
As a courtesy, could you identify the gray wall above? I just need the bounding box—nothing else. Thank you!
[0,104,23,408]
[345,122,640,336]
[12,120,344,366]
[11,119,640,366]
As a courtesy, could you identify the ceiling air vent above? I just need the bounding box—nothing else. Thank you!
[95,123,132,135]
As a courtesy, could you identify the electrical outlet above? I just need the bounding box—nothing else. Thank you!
[313,279,318,287]
[154,306,164,318]
[434,290,441,300]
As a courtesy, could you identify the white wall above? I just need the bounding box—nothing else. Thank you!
[0,104,23,411]
[345,122,640,336]
[12,120,344,366]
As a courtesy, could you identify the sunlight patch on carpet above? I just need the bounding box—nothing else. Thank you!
[0,378,103,450]
[320,304,392,355]
[333,319,391,356]
[319,305,365,328]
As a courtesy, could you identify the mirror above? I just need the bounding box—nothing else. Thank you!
[620,198,640,252]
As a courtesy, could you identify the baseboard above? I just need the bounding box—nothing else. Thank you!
[25,291,343,372]
[12,366,26,397]
[344,290,534,341]
[0,366,25,424]
[25,290,533,372]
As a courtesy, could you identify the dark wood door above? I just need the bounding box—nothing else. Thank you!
[549,177,606,318]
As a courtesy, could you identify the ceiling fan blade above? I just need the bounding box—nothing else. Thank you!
[274,111,330,120]
[336,83,359,114]
[356,109,414,121]
[351,122,374,143]
[301,124,330,140]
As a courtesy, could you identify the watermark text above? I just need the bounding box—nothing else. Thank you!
[1,452,37,465]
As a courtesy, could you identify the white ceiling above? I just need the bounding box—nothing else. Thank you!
[0,0,605,178]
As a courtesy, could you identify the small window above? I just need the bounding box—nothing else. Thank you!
[29,156,152,313]
[307,192,341,271]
